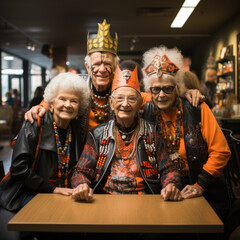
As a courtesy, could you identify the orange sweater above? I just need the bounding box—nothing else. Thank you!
[160,101,231,182]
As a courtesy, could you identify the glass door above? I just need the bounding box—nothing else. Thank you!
[9,75,23,107]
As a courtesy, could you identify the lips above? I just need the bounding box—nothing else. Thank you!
[120,109,131,112]
[158,100,168,104]
[96,75,108,79]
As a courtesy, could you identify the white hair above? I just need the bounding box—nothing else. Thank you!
[142,45,184,92]
[44,72,90,115]
[84,53,120,70]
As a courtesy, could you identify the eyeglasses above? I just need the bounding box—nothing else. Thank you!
[150,86,175,95]
[112,95,138,104]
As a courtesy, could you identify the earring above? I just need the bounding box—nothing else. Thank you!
[75,115,79,120]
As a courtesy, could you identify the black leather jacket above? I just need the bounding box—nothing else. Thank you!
[10,111,82,194]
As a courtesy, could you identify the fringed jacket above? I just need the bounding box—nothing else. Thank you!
[70,118,181,194]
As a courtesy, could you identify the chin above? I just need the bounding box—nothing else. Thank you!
[96,79,110,86]
[157,103,169,111]
[60,114,74,120]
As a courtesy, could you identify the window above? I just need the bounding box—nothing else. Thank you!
[1,51,23,104]
[30,64,42,100]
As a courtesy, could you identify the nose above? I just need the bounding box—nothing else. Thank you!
[158,89,165,97]
[64,100,71,107]
[121,97,129,107]
[99,63,106,72]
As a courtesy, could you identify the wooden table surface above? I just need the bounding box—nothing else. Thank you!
[8,194,223,233]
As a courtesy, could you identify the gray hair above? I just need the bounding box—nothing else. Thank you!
[84,53,120,70]
[44,72,90,115]
[142,45,184,92]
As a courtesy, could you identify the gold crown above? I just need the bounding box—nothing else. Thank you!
[87,19,118,55]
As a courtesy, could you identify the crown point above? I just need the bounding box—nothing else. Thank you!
[87,19,118,55]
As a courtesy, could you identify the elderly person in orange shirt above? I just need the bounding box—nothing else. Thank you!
[142,45,231,224]
[71,65,182,201]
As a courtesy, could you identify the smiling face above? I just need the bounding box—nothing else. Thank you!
[110,87,141,128]
[85,52,115,92]
[51,88,80,129]
[150,75,177,111]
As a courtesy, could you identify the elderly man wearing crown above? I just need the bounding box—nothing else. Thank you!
[25,20,204,134]
[70,64,182,201]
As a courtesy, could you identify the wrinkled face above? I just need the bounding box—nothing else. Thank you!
[206,69,217,82]
[51,88,80,123]
[110,87,141,125]
[150,75,177,111]
[86,52,115,91]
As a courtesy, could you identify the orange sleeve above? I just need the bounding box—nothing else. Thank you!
[200,102,231,177]
[140,92,151,109]
[39,99,49,110]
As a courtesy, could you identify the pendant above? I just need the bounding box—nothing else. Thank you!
[115,153,122,160]
[169,152,180,161]
[121,134,127,140]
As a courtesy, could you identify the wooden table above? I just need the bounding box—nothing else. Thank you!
[8,194,223,233]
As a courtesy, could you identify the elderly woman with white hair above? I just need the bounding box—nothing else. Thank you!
[0,72,89,240]
[142,45,232,227]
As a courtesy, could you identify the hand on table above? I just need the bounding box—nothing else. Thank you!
[161,183,182,201]
[181,185,203,199]
[72,183,93,201]
[53,187,73,196]
[24,105,46,124]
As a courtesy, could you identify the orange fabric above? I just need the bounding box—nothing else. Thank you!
[111,65,140,93]
[140,92,151,110]
[39,99,49,110]
[200,102,230,177]
[88,97,108,131]
[161,101,230,181]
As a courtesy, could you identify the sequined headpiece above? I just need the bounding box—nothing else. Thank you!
[111,65,140,93]
[144,54,179,78]
[87,19,118,55]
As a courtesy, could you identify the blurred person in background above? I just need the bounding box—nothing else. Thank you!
[28,86,44,109]
[202,68,217,109]
[5,91,14,106]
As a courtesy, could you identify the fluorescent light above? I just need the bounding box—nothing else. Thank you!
[171,0,200,28]
[4,56,14,61]
[171,7,195,28]
[183,0,200,7]
[2,69,24,74]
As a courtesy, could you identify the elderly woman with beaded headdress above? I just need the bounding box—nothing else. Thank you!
[70,64,182,200]
[141,45,232,226]
[0,72,89,240]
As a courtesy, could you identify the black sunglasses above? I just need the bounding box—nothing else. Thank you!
[150,86,175,94]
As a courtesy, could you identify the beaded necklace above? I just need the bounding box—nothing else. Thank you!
[142,121,156,165]
[91,86,110,123]
[96,123,111,169]
[53,122,72,187]
[115,125,138,166]
[157,98,183,161]
[115,118,138,144]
